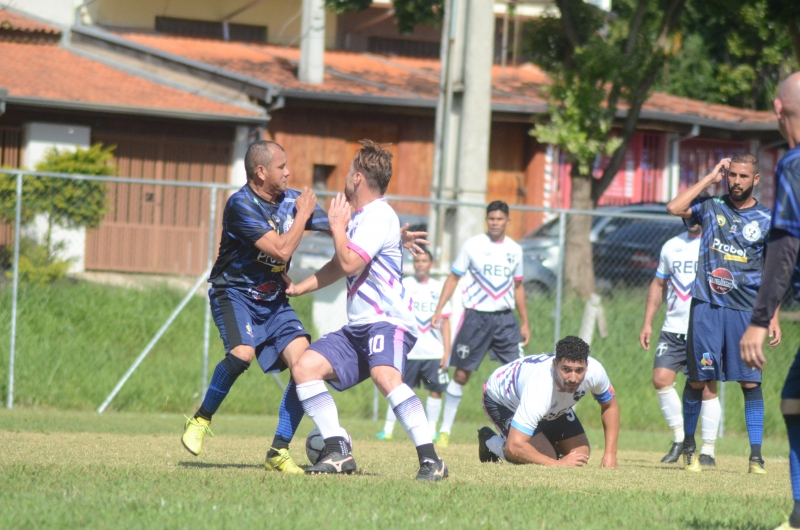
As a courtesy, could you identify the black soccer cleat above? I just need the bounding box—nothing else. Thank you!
[305,451,357,475]
[699,454,716,467]
[415,458,448,481]
[478,427,500,463]
[660,442,683,463]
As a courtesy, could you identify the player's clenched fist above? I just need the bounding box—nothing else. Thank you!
[294,186,317,217]
[558,451,589,467]
[328,192,351,233]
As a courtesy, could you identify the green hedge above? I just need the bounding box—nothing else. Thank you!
[0,281,795,437]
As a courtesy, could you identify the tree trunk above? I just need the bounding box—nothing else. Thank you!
[564,167,596,300]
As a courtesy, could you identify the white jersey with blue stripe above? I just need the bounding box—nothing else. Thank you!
[484,354,615,436]
[344,199,416,334]
[451,234,523,312]
[405,277,451,360]
[655,232,700,334]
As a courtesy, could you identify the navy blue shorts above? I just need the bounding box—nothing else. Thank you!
[209,287,309,374]
[687,299,762,383]
[782,346,800,400]
[404,359,449,393]
[309,321,417,392]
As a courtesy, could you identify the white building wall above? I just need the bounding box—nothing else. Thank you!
[22,122,91,273]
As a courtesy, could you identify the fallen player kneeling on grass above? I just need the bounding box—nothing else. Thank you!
[478,336,620,467]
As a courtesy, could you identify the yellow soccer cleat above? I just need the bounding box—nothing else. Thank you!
[749,458,767,474]
[182,416,213,456]
[265,448,304,474]
[683,450,701,472]
[436,432,450,449]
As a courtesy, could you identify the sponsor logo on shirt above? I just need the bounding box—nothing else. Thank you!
[716,215,726,227]
[708,267,736,294]
[573,390,586,401]
[743,221,762,242]
[283,216,294,232]
[506,253,516,264]
[710,238,748,263]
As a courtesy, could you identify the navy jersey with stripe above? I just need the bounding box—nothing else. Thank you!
[208,185,329,300]
[689,194,772,311]
[771,145,800,297]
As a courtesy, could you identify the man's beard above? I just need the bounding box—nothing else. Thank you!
[730,185,753,202]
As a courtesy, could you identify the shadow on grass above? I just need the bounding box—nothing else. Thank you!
[683,517,776,530]
[178,461,262,470]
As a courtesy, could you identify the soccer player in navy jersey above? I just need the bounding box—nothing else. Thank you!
[668,153,782,473]
[740,71,800,530]
[181,140,327,474]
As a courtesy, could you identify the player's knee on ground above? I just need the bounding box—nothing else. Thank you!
[229,344,256,364]
[454,369,471,385]
[556,434,591,458]
[781,399,800,416]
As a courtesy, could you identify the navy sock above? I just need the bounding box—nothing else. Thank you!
[682,383,702,450]
[416,443,438,463]
[198,353,249,418]
[743,385,764,458]
[786,415,800,527]
[271,379,304,450]
[325,436,350,456]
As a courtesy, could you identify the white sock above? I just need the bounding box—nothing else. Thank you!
[387,384,433,447]
[439,380,463,434]
[425,396,443,437]
[700,397,721,456]
[486,434,507,461]
[296,380,343,440]
[383,407,397,435]
[656,385,684,442]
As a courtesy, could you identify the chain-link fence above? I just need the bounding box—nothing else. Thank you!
[1,169,798,441]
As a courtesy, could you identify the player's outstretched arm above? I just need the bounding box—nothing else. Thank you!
[599,397,620,469]
[639,276,666,349]
[253,187,317,262]
[282,256,346,297]
[666,158,730,218]
[513,280,530,346]
[505,427,588,467]
[432,273,460,329]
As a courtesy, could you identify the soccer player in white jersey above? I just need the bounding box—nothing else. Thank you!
[377,248,452,440]
[478,336,619,467]
[287,140,448,481]
[431,201,530,447]
[639,223,722,466]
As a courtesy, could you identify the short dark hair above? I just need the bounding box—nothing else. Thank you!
[353,139,393,194]
[244,141,284,181]
[555,336,590,364]
[486,200,509,217]
[415,246,434,261]
[730,153,758,169]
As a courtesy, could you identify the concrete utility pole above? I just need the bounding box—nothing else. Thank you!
[299,0,326,84]
[430,0,496,267]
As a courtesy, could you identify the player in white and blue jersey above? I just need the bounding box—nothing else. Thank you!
[288,140,447,481]
[181,141,328,474]
[376,248,451,441]
[668,153,781,473]
[740,72,800,530]
[478,336,619,467]
[639,224,722,465]
[430,201,530,447]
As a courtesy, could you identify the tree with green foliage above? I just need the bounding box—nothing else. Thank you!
[0,143,114,282]
[324,0,442,34]
[526,0,686,298]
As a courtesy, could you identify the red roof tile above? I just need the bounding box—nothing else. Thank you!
[0,40,262,118]
[0,10,60,35]
[119,32,775,125]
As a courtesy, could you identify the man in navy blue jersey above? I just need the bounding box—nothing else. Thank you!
[740,71,800,530]
[667,153,781,473]
[182,140,328,473]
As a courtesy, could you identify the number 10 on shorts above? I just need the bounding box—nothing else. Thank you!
[369,335,385,355]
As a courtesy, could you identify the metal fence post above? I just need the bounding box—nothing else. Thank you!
[553,211,567,350]
[719,382,726,438]
[201,187,218,395]
[6,172,22,410]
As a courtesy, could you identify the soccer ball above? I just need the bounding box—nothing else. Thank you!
[305,427,352,465]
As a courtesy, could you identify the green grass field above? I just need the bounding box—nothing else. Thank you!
[0,408,793,529]
[1,279,799,436]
